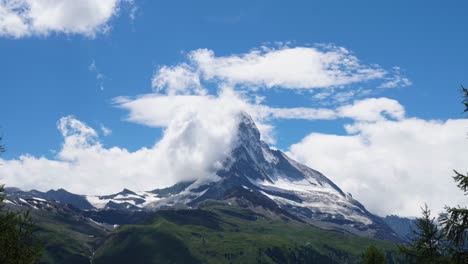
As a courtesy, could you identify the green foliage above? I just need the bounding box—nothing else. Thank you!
[362,245,386,264]
[0,138,42,264]
[440,170,468,262]
[399,204,448,264]
[440,171,468,248]
[452,170,468,195]
[0,186,42,264]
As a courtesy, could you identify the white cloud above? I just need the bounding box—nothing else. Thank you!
[0,1,29,38]
[116,86,406,142]
[289,116,468,217]
[114,88,331,143]
[114,88,281,143]
[116,92,404,126]
[100,125,112,136]
[152,64,204,95]
[338,97,405,122]
[312,88,373,105]
[0,111,240,195]
[379,66,412,89]
[152,45,410,93]
[265,107,337,121]
[190,47,386,89]
[115,90,242,127]
[89,59,105,90]
[0,0,134,38]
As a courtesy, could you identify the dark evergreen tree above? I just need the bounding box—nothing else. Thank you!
[439,85,468,263]
[362,245,386,264]
[399,204,449,263]
[0,137,42,264]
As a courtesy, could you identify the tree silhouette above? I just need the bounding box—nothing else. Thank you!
[439,86,468,263]
[399,204,449,263]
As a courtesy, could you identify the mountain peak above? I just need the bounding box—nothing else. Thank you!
[236,111,261,143]
[232,111,267,167]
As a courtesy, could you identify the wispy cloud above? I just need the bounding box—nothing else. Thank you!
[379,66,412,88]
[100,124,112,136]
[89,60,105,91]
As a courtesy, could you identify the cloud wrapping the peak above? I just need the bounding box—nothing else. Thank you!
[0,111,240,194]
[116,90,407,144]
[0,0,133,38]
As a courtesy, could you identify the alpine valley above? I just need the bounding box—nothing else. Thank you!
[3,113,409,264]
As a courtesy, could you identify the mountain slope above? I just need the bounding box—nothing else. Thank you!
[382,215,416,242]
[2,197,405,264]
[3,195,112,264]
[93,201,404,264]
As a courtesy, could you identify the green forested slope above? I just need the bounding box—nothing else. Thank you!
[93,201,405,264]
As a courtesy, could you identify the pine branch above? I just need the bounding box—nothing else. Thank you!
[440,205,468,248]
[453,170,468,195]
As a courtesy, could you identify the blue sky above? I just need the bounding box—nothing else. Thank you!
[1,0,467,157]
[0,0,467,216]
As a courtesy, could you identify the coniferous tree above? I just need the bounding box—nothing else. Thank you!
[0,137,42,264]
[439,86,468,263]
[399,204,449,263]
[362,245,386,264]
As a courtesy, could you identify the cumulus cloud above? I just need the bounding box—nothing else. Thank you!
[0,111,240,195]
[152,45,410,92]
[0,0,134,38]
[289,115,468,217]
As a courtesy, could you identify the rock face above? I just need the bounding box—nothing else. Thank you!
[5,112,401,241]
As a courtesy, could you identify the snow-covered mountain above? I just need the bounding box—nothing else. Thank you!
[5,112,400,241]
